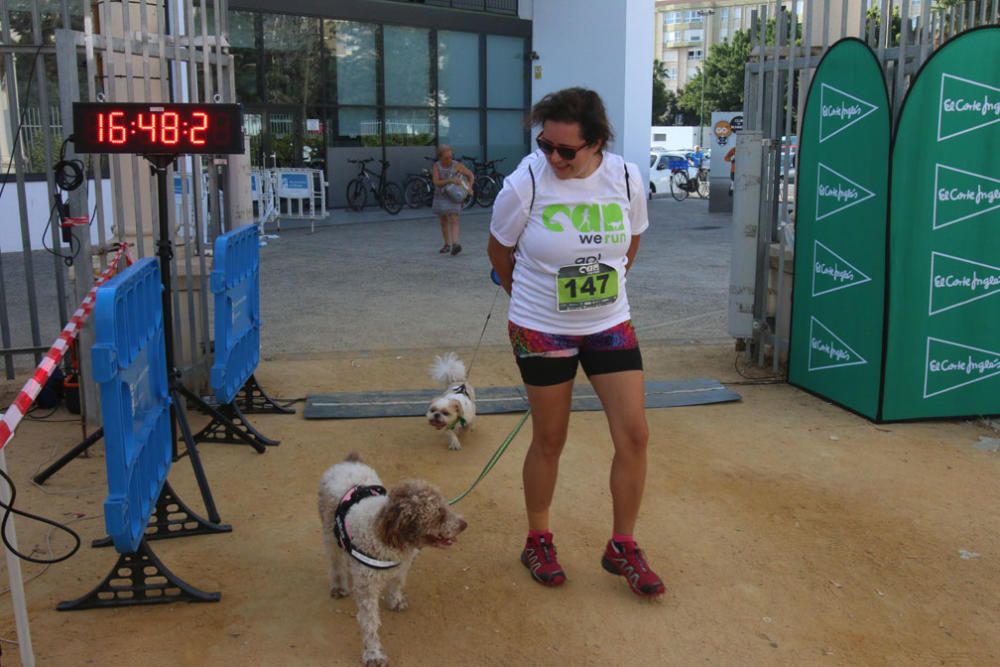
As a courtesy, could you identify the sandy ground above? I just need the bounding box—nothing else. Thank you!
[1,342,999,667]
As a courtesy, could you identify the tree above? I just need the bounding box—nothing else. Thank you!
[678,30,751,125]
[677,10,802,126]
[652,60,671,124]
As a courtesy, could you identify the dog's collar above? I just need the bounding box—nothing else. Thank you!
[446,415,467,431]
[333,484,400,570]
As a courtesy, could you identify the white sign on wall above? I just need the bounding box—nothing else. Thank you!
[708,111,743,213]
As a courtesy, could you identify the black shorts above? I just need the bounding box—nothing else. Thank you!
[507,320,643,387]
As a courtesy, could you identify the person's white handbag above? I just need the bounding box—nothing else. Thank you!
[443,175,471,204]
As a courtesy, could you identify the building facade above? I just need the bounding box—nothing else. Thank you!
[225,0,531,204]
[653,0,758,93]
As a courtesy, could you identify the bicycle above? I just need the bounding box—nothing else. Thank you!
[402,157,436,208]
[461,156,506,208]
[668,156,710,201]
[346,158,404,214]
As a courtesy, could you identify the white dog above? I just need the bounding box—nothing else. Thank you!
[425,352,476,451]
[319,452,467,667]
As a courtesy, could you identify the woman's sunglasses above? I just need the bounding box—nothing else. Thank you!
[535,132,590,161]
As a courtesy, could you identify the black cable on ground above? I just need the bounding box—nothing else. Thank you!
[0,466,81,564]
[732,352,786,384]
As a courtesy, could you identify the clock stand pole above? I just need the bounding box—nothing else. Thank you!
[147,154,230,528]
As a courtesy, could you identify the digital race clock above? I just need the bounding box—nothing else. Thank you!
[72,103,244,155]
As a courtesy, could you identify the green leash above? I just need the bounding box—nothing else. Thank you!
[448,408,532,506]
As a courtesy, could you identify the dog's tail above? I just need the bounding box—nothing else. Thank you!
[344,451,363,463]
[430,352,467,385]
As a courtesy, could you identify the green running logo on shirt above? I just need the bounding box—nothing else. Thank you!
[541,203,628,245]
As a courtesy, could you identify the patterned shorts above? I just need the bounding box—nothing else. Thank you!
[507,320,643,386]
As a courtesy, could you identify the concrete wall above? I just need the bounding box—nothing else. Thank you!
[528,0,654,189]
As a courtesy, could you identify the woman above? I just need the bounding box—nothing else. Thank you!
[431,145,475,256]
[487,87,664,597]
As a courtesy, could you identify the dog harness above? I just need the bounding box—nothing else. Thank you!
[445,384,470,431]
[333,484,400,569]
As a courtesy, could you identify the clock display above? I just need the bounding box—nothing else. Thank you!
[72,103,244,155]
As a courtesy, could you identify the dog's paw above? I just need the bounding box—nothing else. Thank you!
[329,585,350,599]
[448,441,462,451]
[385,593,408,612]
[362,648,390,667]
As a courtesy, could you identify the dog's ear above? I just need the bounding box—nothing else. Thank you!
[377,481,444,550]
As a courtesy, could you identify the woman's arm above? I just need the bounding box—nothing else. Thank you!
[457,162,476,183]
[487,234,515,296]
[625,234,641,274]
[431,163,449,188]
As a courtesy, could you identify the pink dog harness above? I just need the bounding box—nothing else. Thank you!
[333,485,400,570]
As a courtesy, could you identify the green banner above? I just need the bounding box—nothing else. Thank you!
[882,26,1000,420]
[789,39,890,418]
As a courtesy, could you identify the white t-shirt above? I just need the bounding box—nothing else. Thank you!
[490,150,648,335]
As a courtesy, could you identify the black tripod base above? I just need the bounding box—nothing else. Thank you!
[92,480,231,548]
[57,538,220,611]
[238,373,295,415]
[193,400,279,449]
[32,428,104,486]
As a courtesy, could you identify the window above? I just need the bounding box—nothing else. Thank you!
[384,26,431,107]
[438,31,480,108]
[720,8,729,20]
[733,7,742,21]
[329,21,377,106]
[665,11,682,24]
[664,67,677,80]
[688,49,703,60]
[486,35,526,108]
[262,15,322,105]
[686,10,703,23]
[685,29,703,42]
[664,31,679,43]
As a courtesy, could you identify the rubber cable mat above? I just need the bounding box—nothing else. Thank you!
[304,378,739,419]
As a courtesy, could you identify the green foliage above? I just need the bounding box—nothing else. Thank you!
[866,4,903,46]
[678,30,751,125]
[677,10,803,126]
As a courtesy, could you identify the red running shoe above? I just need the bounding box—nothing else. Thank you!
[601,540,665,597]
[520,532,566,587]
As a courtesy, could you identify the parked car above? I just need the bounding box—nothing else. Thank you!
[649,150,688,197]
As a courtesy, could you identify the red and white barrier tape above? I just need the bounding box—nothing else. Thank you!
[0,243,132,451]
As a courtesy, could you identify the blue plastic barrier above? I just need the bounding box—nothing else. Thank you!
[210,225,260,405]
[91,258,172,554]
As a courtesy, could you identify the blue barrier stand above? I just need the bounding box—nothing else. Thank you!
[194,225,292,450]
[58,258,222,611]
[212,224,261,405]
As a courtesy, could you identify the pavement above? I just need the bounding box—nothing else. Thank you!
[257,194,731,358]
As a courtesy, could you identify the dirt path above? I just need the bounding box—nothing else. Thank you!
[1,343,998,666]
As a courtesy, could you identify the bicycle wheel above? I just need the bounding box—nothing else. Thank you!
[346,178,367,211]
[381,182,404,214]
[404,177,431,208]
[696,170,710,198]
[669,171,689,201]
[474,175,499,207]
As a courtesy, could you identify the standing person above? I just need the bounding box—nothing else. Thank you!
[431,145,475,256]
[725,146,736,195]
[486,87,664,598]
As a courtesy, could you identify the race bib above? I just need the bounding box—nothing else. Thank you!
[556,262,619,312]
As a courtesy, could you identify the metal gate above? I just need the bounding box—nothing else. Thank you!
[737,0,1000,370]
[0,0,240,423]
